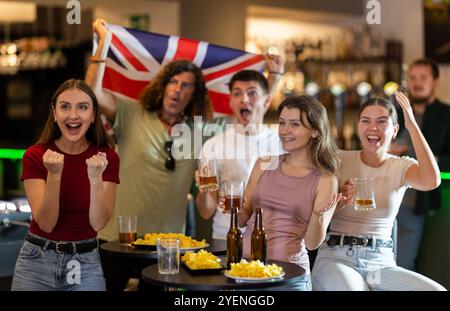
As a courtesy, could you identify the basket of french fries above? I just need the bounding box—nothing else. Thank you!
[132,233,208,251]
[224,259,285,282]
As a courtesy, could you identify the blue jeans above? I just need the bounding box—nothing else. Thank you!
[11,236,106,291]
[244,273,311,291]
[268,273,311,291]
[311,237,446,291]
[397,207,425,271]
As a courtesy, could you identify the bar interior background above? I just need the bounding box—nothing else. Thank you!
[0,0,448,290]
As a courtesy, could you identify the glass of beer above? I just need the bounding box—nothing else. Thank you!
[118,215,138,245]
[353,177,376,211]
[222,181,245,213]
[197,158,218,191]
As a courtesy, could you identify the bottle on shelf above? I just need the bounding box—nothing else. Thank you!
[250,207,268,264]
[350,125,361,150]
[226,207,243,270]
[337,35,347,60]
[335,127,346,150]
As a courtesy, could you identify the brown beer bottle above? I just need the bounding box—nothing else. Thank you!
[226,207,242,270]
[250,207,268,264]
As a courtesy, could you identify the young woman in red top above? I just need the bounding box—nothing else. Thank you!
[11,79,120,291]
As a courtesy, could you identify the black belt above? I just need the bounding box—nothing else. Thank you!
[25,233,99,254]
[327,234,393,248]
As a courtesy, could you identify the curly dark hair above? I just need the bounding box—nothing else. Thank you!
[138,59,213,120]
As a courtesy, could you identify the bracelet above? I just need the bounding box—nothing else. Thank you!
[90,57,106,63]
[269,71,283,75]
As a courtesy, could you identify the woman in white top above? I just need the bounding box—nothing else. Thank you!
[311,92,446,291]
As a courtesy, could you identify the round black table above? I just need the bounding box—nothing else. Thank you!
[141,256,306,290]
[99,239,226,290]
[100,239,227,259]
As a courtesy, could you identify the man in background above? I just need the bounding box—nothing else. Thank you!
[392,58,450,271]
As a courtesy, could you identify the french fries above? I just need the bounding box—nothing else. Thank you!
[227,259,283,278]
[133,233,207,248]
[181,249,222,269]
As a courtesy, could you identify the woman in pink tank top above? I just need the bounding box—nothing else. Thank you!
[237,95,343,290]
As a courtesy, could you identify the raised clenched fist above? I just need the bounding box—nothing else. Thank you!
[86,152,108,180]
[92,18,109,38]
[42,149,64,175]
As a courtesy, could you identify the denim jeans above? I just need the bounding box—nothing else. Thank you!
[11,236,106,291]
[268,273,311,291]
[311,237,446,291]
[243,273,311,291]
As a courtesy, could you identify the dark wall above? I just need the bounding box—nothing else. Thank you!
[0,5,93,148]
[0,42,91,149]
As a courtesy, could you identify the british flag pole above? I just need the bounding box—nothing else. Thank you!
[93,24,266,116]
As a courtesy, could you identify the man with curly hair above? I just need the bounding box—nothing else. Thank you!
[86,20,214,241]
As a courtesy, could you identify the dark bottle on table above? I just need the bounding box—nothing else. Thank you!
[250,207,268,264]
[226,207,242,270]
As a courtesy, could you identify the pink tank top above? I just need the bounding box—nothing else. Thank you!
[242,155,320,272]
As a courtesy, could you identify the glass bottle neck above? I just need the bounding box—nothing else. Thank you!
[254,208,263,229]
[229,208,238,229]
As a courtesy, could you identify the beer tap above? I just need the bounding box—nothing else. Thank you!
[356,81,372,105]
[330,83,346,149]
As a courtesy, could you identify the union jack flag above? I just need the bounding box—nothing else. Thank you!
[95,24,265,115]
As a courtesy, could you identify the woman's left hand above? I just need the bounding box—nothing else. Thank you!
[313,193,345,216]
[86,152,108,181]
[394,90,418,130]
